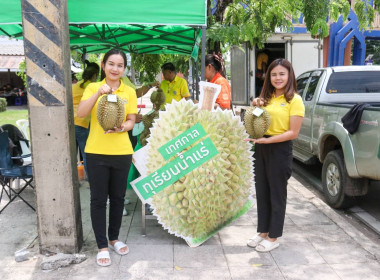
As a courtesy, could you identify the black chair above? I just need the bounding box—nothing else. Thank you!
[0,128,35,214]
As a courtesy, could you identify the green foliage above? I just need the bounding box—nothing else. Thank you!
[207,0,379,50]
[131,53,191,83]
[354,0,375,30]
[131,53,164,84]
[303,0,329,37]
[0,98,7,112]
[16,60,27,87]
[0,109,29,128]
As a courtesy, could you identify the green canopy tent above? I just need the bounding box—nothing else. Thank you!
[0,0,206,57]
[0,0,207,93]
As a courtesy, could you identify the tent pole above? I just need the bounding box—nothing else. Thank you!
[195,58,200,100]
[201,26,206,80]
[81,48,87,65]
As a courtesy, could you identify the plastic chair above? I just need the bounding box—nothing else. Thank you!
[0,128,34,213]
[16,119,30,141]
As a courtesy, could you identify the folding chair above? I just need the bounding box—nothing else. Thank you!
[2,124,31,164]
[0,129,35,214]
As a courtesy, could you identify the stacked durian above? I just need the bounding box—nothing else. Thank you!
[140,88,166,146]
[146,100,254,240]
[243,107,271,139]
[97,95,125,131]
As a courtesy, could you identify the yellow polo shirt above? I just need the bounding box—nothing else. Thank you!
[160,76,190,106]
[72,80,91,128]
[265,94,305,136]
[257,53,269,70]
[81,79,138,155]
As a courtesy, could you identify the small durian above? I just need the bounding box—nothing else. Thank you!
[244,106,271,139]
[140,88,166,146]
[97,95,125,131]
[150,88,166,109]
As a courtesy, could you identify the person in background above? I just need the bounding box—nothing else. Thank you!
[160,62,190,107]
[72,60,100,178]
[72,72,78,84]
[256,49,269,96]
[245,58,305,252]
[205,53,231,110]
[77,49,137,267]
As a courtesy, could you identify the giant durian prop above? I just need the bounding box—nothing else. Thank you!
[140,88,166,146]
[244,106,271,139]
[145,100,254,246]
[97,95,125,131]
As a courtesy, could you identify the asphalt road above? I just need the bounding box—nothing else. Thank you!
[292,159,380,242]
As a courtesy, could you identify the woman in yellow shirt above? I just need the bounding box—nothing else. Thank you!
[78,49,137,267]
[72,60,99,178]
[245,58,305,252]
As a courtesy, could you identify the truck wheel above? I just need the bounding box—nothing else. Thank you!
[322,150,355,209]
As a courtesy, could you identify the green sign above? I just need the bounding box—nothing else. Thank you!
[158,123,207,161]
[134,137,219,201]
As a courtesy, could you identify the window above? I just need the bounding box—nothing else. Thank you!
[304,71,323,101]
[296,72,311,97]
[326,71,380,94]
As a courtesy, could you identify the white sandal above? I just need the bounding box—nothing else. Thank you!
[109,241,129,255]
[255,239,279,252]
[247,233,265,248]
[96,250,111,267]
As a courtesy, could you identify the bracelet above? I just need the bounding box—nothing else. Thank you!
[120,126,125,133]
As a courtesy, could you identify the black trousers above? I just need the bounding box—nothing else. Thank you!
[254,140,292,238]
[86,153,132,249]
[128,130,137,150]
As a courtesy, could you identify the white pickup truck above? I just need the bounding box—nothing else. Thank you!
[293,66,380,209]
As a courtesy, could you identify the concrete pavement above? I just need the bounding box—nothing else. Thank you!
[1,176,380,280]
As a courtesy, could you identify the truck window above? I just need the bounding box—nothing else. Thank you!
[305,71,323,101]
[326,71,380,94]
[296,72,310,97]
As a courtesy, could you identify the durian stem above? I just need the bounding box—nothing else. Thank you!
[201,86,217,111]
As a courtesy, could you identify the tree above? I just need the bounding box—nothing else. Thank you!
[131,53,191,84]
[207,0,380,51]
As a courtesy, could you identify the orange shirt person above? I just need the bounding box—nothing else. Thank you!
[205,53,231,110]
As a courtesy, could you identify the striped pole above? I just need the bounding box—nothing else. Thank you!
[22,0,83,253]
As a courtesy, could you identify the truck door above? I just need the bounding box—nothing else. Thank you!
[296,70,324,152]
[294,71,311,151]
[287,40,322,77]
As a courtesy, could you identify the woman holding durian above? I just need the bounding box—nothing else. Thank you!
[245,58,305,252]
[78,49,137,266]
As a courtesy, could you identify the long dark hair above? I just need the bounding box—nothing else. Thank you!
[205,53,225,77]
[260,58,297,105]
[80,60,100,88]
[100,49,127,80]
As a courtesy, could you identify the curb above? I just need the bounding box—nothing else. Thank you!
[289,176,380,261]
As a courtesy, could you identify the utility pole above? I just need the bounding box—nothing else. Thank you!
[21,0,83,253]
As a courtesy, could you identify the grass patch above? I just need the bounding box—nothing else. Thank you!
[0,109,29,138]
[0,109,29,127]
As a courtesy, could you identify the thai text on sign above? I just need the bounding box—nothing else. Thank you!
[134,137,219,202]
